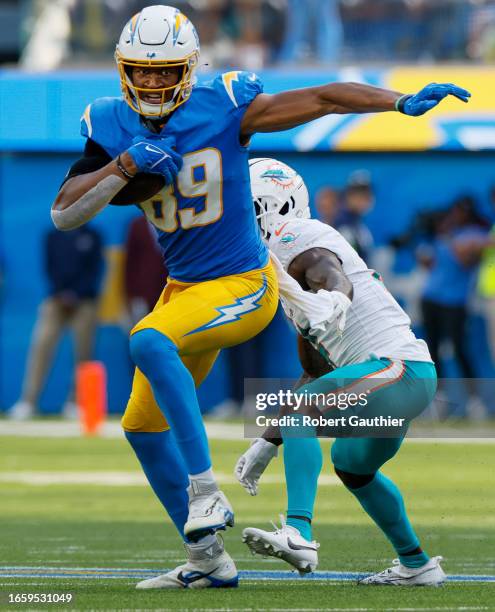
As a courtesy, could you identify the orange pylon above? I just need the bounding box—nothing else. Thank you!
[76,361,107,436]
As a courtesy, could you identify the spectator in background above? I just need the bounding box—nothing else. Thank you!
[315,186,339,227]
[419,196,490,417]
[124,215,167,327]
[279,0,343,63]
[467,0,495,62]
[477,187,495,369]
[8,225,104,420]
[21,0,485,70]
[231,0,266,70]
[334,170,375,265]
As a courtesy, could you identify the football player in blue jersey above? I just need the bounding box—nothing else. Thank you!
[51,4,470,590]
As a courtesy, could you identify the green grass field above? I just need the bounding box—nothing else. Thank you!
[0,432,494,611]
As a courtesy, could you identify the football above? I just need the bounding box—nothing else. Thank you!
[110,172,165,206]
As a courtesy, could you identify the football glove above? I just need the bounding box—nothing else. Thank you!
[396,82,471,117]
[235,438,278,496]
[127,136,183,183]
[305,289,351,336]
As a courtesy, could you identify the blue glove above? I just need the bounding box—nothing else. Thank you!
[397,82,471,117]
[127,136,183,184]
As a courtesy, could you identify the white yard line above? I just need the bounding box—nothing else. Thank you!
[1,419,494,441]
[1,566,493,585]
[0,471,339,487]
[0,420,243,440]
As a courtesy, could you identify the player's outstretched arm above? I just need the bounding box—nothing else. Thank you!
[241,81,471,134]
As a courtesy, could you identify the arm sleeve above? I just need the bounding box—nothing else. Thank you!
[62,139,113,184]
[61,138,163,207]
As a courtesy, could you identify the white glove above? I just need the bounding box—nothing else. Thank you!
[235,438,278,496]
[270,252,351,335]
[318,290,351,334]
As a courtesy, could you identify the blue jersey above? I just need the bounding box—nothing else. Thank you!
[422,226,488,306]
[81,71,268,282]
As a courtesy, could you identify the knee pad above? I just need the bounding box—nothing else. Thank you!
[129,329,177,371]
[334,467,375,490]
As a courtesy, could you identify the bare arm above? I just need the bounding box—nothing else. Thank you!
[262,342,334,445]
[262,249,349,444]
[297,335,333,379]
[288,247,354,297]
[241,82,402,135]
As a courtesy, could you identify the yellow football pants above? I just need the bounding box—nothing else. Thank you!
[121,261,278,432]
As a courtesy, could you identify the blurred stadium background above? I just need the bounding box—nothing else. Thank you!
[1,0,495,421]
[1,2,495,609]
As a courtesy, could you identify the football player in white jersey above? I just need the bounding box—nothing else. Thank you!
[235,158,445,586]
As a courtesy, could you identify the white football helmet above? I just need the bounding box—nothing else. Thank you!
[115,5,200,118]
[249,158,310,238]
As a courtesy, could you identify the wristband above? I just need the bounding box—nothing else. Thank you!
[395,94,412,114]
[116,155,136,180]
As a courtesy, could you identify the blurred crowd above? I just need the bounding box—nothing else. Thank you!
[312,174,495,420]
[7,171,495,422]
[4,0,495,69]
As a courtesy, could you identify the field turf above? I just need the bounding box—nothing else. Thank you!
[0,432,494,610]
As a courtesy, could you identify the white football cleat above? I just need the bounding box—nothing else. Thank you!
[184,480,234,541]
[358,556,446,586]
[242,515,319,575]
[136,536,238,590]
[8,401,35,421]
[62,401,79,420]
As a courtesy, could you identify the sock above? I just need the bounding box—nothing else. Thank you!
[130,329,211,475]
[345,471,430,566]
[283,436,322,542]
[287,516,312,541]
[125,430,189,538]
[399,548,430,569]
[189,534,217,550]
[189,468,215,482]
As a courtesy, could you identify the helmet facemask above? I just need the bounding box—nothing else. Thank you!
[115,6,201,119]
[254,195,301,240]
[116,51,199,118]
[249,158,311,240]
